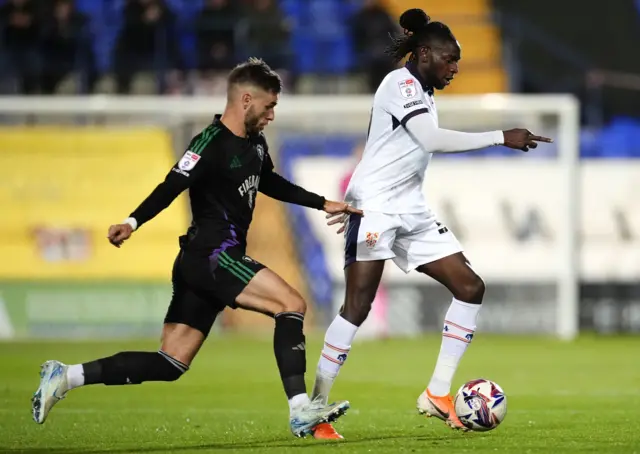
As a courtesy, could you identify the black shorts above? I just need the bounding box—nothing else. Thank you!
[164,237,266,337]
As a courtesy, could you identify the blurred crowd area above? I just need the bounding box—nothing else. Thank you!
[0,0,399,95]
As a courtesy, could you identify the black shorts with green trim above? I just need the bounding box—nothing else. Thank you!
[164,242,265,337]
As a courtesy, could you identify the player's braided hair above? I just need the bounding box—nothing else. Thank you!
[385,9,456,63]
[228,57,282,94]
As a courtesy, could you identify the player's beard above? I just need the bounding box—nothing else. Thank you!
[244,106,262,135]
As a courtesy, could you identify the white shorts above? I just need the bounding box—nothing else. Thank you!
[344,210,463,273]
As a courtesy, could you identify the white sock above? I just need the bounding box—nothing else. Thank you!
[288,393,310,414]
[311,315,359,404]
[427,298,481,396]
[66,364,85,390]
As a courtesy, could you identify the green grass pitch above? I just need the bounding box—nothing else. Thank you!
[1,334,639,453]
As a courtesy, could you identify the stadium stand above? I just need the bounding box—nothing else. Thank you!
[8,0,505,95]
[0,127,188,280]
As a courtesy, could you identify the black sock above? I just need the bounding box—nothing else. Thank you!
[274,311,307,399]
[82,350,188,385]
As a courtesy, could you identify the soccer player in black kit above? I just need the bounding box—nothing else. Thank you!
[31,58,361,438]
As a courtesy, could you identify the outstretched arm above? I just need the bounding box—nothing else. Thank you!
[405,113,504,153]
[405,114,552,154]
[259,169,326,210]
[259,170,362,222]
[383,75,551,154]
[108,149,210,247]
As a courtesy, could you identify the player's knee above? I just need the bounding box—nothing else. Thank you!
[341,304,370,327]
[157,351,190,382]
[278,289,307,315]
[455,276,485,304]
[340,296,373,327]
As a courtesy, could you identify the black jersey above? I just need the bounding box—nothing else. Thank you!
[128,115,325,254]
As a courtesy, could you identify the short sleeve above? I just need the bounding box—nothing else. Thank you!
[381,76,430,128]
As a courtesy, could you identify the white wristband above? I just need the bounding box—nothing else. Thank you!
[123,217,138,231]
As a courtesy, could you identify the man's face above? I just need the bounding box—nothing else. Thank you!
[420,39,461,90]
[244,89,278,134]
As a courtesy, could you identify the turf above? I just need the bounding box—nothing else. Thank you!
[1,334,639,453]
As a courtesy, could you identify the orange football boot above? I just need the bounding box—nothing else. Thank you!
[312,423,344,440]
[417,388,468,431]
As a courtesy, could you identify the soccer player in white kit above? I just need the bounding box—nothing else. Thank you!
[310,8,552,435]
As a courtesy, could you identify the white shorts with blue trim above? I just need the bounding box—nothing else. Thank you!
[344,210,463,273]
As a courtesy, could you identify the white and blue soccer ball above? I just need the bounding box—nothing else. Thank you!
[454,379,507,432]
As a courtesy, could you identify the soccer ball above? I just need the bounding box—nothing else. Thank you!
[454,379,507,431]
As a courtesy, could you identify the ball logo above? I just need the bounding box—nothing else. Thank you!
[467,396,483,411]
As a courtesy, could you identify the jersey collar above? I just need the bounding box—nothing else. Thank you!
[405,62,434,96]
[212,113,260,142]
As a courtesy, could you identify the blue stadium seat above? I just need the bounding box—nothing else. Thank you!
[597,117,640,158]
[280,0,305,20]
[579,117,640,158]
[288,0,355,74]
[75,0,104,16]
[173,0,204,70]
[291,34,316,73]
[59,0,360,75]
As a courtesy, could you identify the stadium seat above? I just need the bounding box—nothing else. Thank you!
[597,117,640,158]
[74,0,104,16]
[0,127,188,280]
[443,67,507,94]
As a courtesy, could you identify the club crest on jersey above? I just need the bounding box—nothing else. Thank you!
[256,144,264,161]
[178,150,200,171]
[398,79,417,99]
[365,232,379,248]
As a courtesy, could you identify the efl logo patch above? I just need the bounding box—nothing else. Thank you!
[365,232,379,248]
[398,79,417,99]
[178,150,200,171]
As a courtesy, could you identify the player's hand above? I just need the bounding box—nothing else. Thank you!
[323,200,363,235]
[107,223,134,248]
[503,129,553,152]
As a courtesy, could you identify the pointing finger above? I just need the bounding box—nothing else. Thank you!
[530,135,553,143]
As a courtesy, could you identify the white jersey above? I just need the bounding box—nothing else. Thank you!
[345,65,436,214]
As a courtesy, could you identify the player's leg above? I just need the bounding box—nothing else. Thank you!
[311,260,385,403]
[392,214,481,430]
[236,267,352,435]
[419,252,484,394]
[205,246,348,438]
[32,321,209,424]
[415,252,483,430]
[31,253,218,424]
[394,213,484,429]
[235,265,309,405]
[68,321,206,389]
[311,212,397,409]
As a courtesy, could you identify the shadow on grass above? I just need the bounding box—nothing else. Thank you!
[3,433,454,453]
